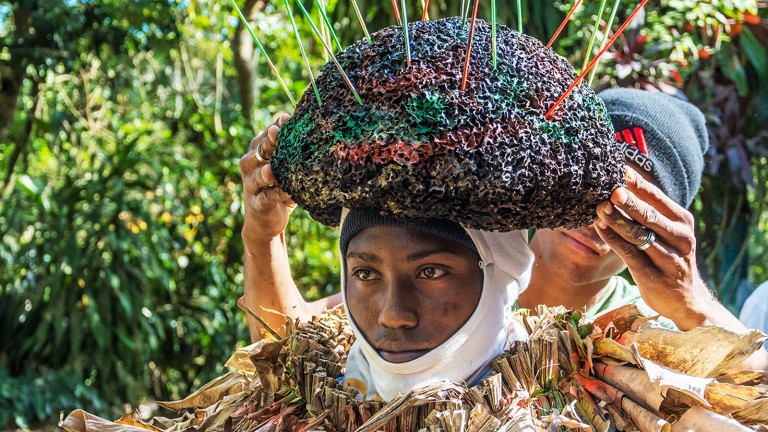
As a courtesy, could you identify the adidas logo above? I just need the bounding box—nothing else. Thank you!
[615,127,649,155]
[616,127,653,173]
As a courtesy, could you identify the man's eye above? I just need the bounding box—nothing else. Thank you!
[417,267,446,279]
[353,269,377,281]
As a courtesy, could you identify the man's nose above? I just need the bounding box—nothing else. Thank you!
[377,278,418,329]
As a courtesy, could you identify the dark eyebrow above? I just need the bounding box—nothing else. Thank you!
[345,251,382,264]
[406,249,462,262]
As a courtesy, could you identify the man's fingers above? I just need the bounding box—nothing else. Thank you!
[252,186,292,210]
[593,223,654,270]
[248,124,280,154]
[605,187,691,251]
[276,113,290,126]
[624,167,690,223]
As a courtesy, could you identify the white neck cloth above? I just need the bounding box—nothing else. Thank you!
[340,211,534,401]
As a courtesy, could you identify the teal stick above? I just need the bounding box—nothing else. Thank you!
[516,0,522,32]
[295,0,363,105]
[402,0,411,66]
[313,0,343,52]
[492,0,497,68]
[351,0,372,42]
[284,0,321,106]
[588,0,621,86]
[228,0,296,107]
[581,0,609,72]
[462,0,471,27]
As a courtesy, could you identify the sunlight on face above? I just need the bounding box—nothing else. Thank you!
[345,226,482,363]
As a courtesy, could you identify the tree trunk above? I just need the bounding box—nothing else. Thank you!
[232,0,265,126]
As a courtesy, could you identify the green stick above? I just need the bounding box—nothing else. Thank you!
[351,0,372,42]
[516,0,522,32]
[462,0,471,27]
[228,0,296,107]
[581,0,609,73]
[284,0,321,106]
[492,0,497,68]
[295,0,363,105]
[588,0,621,86]
[313,0,343,52]
[402,0,411,66]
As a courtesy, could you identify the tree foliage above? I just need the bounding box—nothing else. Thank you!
[0,0,767,428]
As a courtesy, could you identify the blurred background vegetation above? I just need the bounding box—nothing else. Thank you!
[0,0,766,428]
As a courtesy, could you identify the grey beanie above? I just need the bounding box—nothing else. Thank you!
[339,210,477,258]
[599,88,709,208]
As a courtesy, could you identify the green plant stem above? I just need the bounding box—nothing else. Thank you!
[228,0,296,107]
[295,0,363,105]
[284,0,322,106]
[516,0,522,32]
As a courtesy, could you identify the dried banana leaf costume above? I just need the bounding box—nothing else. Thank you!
[272,18,624,401]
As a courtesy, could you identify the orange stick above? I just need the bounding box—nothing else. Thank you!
[460,0,481,91]
[391,0,402,25]
[421,0,430,21]
[546,0,583,48]
[545,0,649,119]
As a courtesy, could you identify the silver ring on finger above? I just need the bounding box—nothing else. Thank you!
[635,228,656,251]
[254,143,271,164]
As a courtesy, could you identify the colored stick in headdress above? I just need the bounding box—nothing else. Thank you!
[492,0,497,68]
[588,0,621,86]
[581,0,609,72]
[351,0,372,42]
[228,0,296,107]
[391,0,403,25]
[460,0,481,90]
[547,0,583,48]
[402,0,411,67]
[284,0,322,106]
[295,0,364,105]
[545,0,649,119]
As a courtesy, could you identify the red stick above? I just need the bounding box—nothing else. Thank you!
[460,0,481,91]
[546,0,583,48]
[421,0,430,21]
[391,0,402,25]
[545,0,649,119]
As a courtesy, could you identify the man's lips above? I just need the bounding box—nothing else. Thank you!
[560,230,608,255]
[375,348,431,363]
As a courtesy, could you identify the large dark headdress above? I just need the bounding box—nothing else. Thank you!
[272,17,624,231]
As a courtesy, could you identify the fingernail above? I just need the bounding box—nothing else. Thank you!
[602,204,613,215]
[615,188,628,204]
[595,218,608,230]
[625,167,635,182]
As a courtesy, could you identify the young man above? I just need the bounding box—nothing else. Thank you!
[517,90,767,370]
[337,210,532,400]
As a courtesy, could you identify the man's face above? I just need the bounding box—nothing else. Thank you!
[531,164,656,284]
[345,226,483,363]
[531,225,626,284]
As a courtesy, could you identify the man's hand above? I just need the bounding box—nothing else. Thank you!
[592,166,719,331]
[240,113,295,243]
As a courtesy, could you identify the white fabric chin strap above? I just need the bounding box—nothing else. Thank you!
[341,212,534,401]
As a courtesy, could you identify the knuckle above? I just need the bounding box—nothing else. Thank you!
[641,207,659,226]
[629,223,648,241]
[617,241,639,258]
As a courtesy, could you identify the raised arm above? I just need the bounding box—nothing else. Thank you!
[594,166,767,370]
[239,114,338,341]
